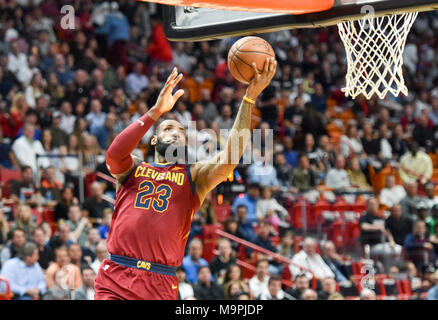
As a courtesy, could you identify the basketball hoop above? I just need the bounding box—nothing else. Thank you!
[337,12,418,100]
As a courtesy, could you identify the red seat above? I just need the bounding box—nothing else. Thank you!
[0,168,22,198]
[31,207,43,226]
[341,211,360,249]
[327,218,344,249]
[269,236,281,246]
[42,208,56,223]
[310,199,331,230]
[352,261,364,276]
[84,172,97,197]
[201,224,221,262]
[282,264,292,281]
[332,197,352,213]
[290,200,311,230]
[214,204,231,223]
[0,276,12,300]
[294,236,303,253]
[351,198,367,214]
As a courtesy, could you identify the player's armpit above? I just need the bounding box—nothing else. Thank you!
[190,150,239,204]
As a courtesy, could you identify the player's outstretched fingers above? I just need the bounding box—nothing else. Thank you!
[170,73,183,88]
[263,57,270,75]
[173,89,185,102]
[166,67,178,84]
[251,62,259,79]
[269,59,277,77]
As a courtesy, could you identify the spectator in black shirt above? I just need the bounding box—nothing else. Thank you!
[360,198,402,269]
[9,165,38,207]
[193,266,225,300]
[317,277,341,300]
[361,122,380,157]
[247,220,282,275]
[321,240,351,282]
[412,114,434,151]
[209,238,236,283]
[32,226,54,270]
[82,181,112,221]
[389,124,409,160]
[54,185,78,222]
[286,273,310,300]
[385,204,413,246]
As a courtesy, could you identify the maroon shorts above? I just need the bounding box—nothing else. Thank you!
[94,259,179,300]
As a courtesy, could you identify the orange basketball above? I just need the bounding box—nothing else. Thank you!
[227,36,276,84]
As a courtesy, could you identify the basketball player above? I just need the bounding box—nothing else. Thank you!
[94,58,277,300]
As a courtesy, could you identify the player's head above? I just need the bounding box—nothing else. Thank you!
[151,119,187,162]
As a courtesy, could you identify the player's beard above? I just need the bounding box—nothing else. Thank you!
[155,138,187,164]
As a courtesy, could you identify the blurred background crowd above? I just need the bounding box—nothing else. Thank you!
[0,0,438,300]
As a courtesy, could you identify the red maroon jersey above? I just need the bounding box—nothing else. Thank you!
[106,162,200,266]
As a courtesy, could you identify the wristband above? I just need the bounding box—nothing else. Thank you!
[243,96,255,104]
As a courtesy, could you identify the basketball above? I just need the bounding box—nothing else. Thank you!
[227,36,276,84]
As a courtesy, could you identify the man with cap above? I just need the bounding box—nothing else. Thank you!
[0,242,47,299]
[49,110,68,148]
[416,200,430,222]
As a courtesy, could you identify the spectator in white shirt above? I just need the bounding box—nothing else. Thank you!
[176,267,195,300]
[257,276,295,300]
[90,241,108,275]
[249,259,270,299]
[379,175,407,208]
[58,102,77,135]
[25,72,45,109]
[289,237,335,281]
[340,124,363,157]
[325,154,350,191]
[256,186,289,228]
[126,62,149,95]
[12,122,45,173]
[72,267,96,300]
[7,39,29,82]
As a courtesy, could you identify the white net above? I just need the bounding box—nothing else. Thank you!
[337,12,418,100]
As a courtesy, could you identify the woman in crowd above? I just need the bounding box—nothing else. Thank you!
[54,185,78,222]
[81,133,102,174]
[25,72,46,109]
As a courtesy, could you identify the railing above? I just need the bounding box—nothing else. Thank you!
[214,229,317,289]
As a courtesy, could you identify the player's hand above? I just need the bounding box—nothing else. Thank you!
[246,58,277,100]
[151,67,184,117]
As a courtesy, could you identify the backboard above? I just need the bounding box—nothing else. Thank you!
[162,0,438,41]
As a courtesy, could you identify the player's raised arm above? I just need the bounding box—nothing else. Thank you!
[191,58,277,203]
[105,67,184,181]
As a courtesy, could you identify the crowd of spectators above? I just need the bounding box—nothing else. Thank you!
[0,0,438,300]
